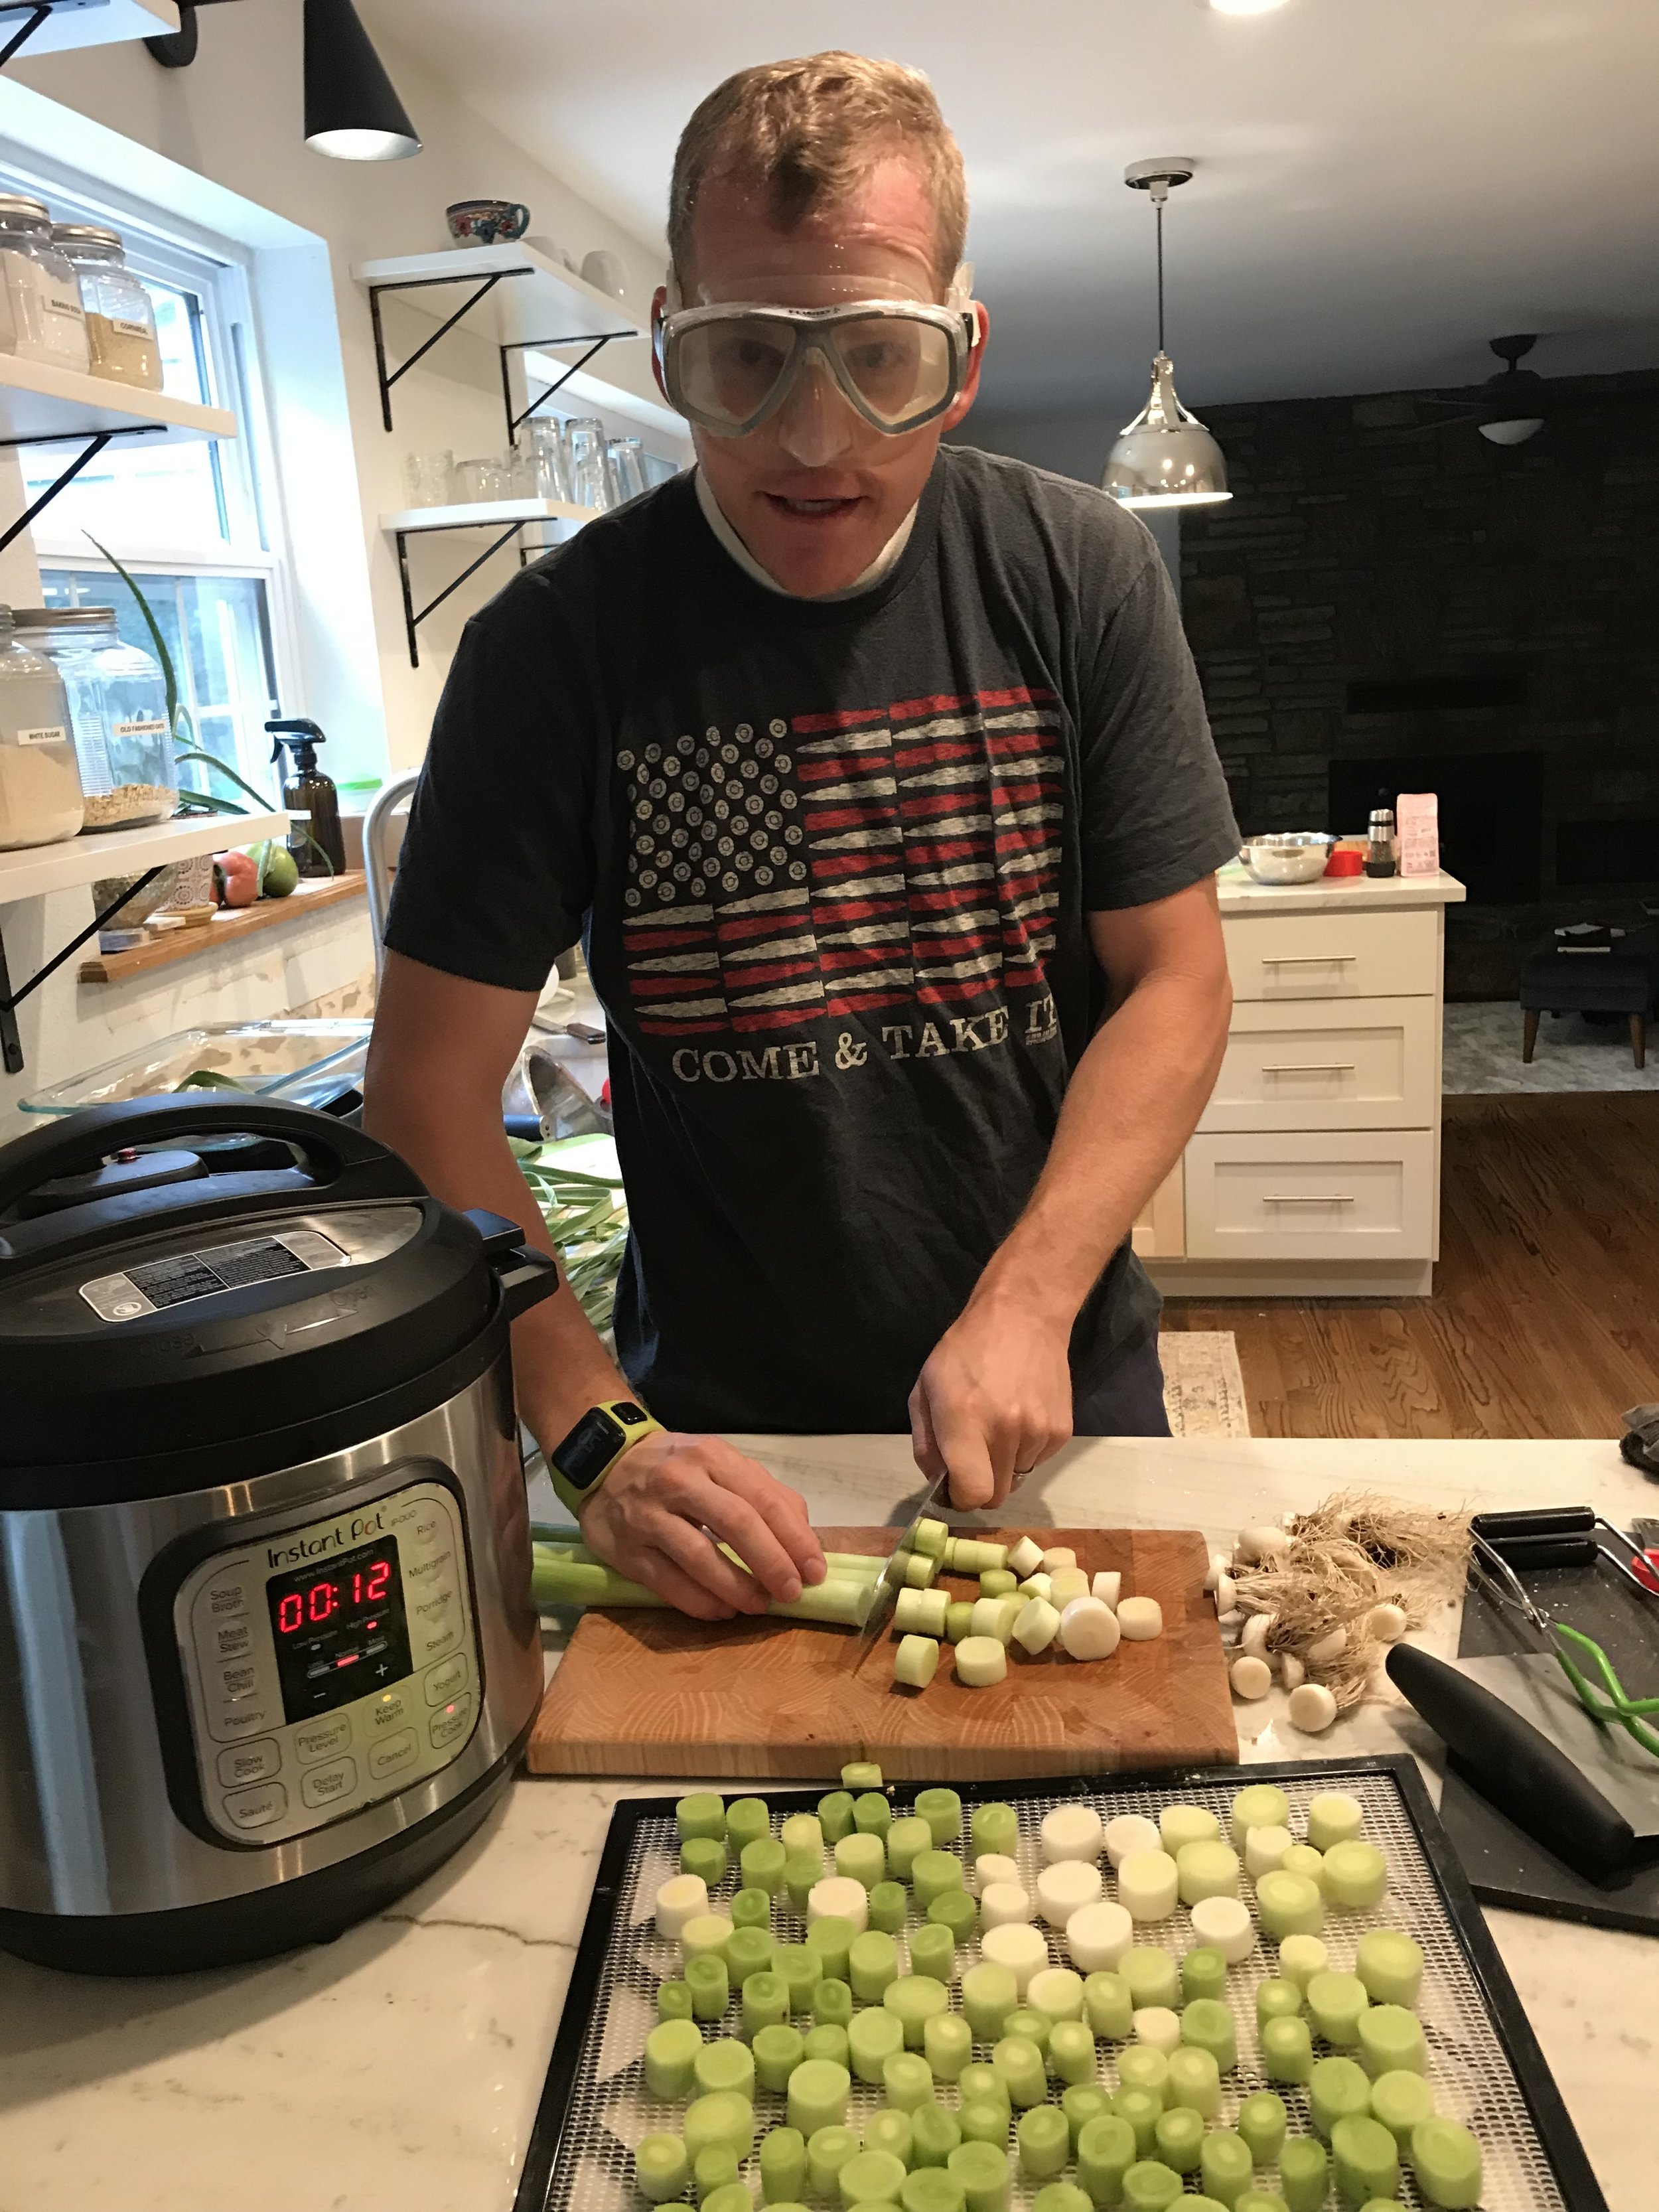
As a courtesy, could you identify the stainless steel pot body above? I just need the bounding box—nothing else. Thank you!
[0,1351,540,1923]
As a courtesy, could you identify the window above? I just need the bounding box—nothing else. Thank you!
[4,166,292,800]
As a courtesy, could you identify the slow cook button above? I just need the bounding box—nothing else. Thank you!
[423,1655,468,1706]
[368,1729,419,1781]
[216,1739,281,1789]
[293,1714,353,1765]
[429,1694,474,1751]
[300,1756,359,1811]
[223,1781,287,1830]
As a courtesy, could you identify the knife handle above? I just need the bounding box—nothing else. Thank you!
[1386,1643,1636,1879]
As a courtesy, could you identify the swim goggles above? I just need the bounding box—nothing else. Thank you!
[656,295,980,437]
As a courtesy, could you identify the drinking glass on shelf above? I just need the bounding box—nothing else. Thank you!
[528,417,569,503]
[565,417,611,510]
[449,456,506,504]
[607,437,648,504]
[403,450,451,506]
[504,445,539,500]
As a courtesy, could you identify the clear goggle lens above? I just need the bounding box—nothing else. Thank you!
[665,305,968,435]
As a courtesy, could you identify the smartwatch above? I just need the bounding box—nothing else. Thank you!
[547,1398,662,1520]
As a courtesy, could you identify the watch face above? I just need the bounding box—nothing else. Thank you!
[557,1407,628,1491]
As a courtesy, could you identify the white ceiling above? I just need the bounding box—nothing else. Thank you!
[366,0,1659,421]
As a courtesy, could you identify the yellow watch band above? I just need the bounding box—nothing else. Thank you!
[547,1398,662,1520]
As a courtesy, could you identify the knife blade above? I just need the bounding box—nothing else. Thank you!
[851,1468,952,1672]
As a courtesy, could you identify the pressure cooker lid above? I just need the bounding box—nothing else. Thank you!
[0,1096,553,1498]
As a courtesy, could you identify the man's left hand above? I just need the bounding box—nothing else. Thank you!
[908,1291,1072,1509]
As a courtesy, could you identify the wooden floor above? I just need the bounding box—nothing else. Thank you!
[1161,1092,1659,1438]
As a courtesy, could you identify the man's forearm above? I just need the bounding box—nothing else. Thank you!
[975,965,1229,1329]
[363,1094,628,1453]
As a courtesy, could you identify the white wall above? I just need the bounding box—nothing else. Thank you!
[13,0,671,769]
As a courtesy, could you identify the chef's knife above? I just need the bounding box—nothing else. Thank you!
[851,1469,952,1672]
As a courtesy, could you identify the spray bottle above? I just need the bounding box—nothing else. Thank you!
[265,717,346,877]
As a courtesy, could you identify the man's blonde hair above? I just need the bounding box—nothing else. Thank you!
[668,51,968,293]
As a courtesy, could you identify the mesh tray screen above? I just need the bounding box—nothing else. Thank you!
[537,1768,1566,2212]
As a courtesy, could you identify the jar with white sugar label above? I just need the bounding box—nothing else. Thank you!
[0,606,83,850]
[54,224,162,390]
[14,606,176,830]
[0,195,90,372]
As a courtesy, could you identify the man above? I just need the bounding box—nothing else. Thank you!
[365,52,1238,1620]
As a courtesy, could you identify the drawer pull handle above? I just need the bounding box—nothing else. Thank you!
[1261,954,1356,966]
[1262,1193,1356,1205]
[1260,1063,1356,1075]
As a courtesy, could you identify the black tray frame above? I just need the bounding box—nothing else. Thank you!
[512,1752,1608,2212]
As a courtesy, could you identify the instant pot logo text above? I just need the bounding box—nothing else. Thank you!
[266,1504,388,1570]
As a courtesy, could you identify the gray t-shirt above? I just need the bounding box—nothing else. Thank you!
[386,445,1240,1432]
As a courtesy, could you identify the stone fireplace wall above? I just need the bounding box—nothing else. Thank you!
[1179,368,1659,997]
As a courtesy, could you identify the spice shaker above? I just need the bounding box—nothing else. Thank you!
[1365,806,1398,878]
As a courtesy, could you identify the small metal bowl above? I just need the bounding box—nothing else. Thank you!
[1238,832,1334,885]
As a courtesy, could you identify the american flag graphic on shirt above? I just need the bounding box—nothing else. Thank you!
[620,687,1063,1037]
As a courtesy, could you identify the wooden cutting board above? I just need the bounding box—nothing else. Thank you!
[526,1526,1235,1781]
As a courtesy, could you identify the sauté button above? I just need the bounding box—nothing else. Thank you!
[293,1713,353,1765]
[368,1729,419,1780]
[223,1781,287,1830]
[216,1739,281,1789]
[300,1756,359,1810]
[423,1655,467,1705]
[429,1694,474,1751]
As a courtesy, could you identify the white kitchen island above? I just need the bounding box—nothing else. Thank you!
[1137,866,1467,1296]
[0,1434,1649,2212]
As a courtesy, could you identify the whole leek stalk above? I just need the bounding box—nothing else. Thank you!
[532,1542,873,1626]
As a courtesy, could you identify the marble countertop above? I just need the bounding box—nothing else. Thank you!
[1216,863,1467,916]
[1,1436,1653,2211]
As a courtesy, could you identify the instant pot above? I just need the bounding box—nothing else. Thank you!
[0,1096,560,1974]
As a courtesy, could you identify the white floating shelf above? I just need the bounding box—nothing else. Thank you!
[522,354,691,449]
[0,810,287,907]
[380,497,595,536]
[0,0,180,52]
[351,242,644,344]
[0,353,236,447]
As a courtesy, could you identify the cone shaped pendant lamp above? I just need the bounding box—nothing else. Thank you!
[304,0,421,161]
[1103,161,1230,509]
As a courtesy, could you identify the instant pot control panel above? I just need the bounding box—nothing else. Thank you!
[169,1479,482,1846]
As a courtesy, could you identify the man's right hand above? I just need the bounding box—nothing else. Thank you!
[578,1432,827,1621]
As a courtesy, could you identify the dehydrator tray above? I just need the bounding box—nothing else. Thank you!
[513,1755,1605,2212]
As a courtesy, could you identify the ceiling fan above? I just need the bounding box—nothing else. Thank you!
[1425,334,1548,445]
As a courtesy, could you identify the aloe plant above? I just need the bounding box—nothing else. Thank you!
[86,532,332,879]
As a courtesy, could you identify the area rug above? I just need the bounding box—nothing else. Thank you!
[1443,1000,1659,1094]
[1159,1332,1252,1437]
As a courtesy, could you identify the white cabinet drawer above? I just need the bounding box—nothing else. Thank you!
[1198,996,1438,1132]
[1185,1130,1435,1260]
[1224,907,1439,1001]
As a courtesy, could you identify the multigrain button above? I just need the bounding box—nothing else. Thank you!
[368,1729,419,1781]
[406,1547,455,1587]
[423,1655,467,1705]
[429,1694,473,1751]
[300,1756,358,1810]
[216,1739,281,1789]
[293,1713,353,1765]
[223,1781,287,1830]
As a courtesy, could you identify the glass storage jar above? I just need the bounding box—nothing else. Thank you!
[0,196,90,372]
[0,606,83,851]
[54,224,161,390]
[13,607,176,831]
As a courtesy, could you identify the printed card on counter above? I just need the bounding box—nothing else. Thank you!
[1397,791,1439,876]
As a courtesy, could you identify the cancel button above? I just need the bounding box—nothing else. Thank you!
[368,1729,419,1781]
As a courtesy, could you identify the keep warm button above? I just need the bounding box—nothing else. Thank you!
[428,1694,473,1752]
[300,1755,359,1811]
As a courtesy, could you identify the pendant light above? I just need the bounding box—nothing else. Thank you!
[303,0,421,162]
[1102,159,1231,510]
[1476,334,1545,445]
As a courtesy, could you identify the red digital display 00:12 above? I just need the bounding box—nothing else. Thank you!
[274,1554,394,1636]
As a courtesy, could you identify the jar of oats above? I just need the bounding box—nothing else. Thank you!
[0,195,90,373]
